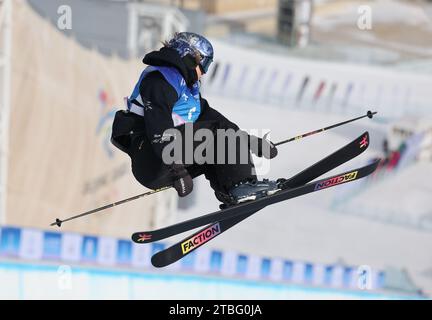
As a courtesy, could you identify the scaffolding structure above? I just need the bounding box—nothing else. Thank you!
[127,2,189,58]
[277,0,312,47]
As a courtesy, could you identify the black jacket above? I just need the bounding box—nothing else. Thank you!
[111,47,239,162]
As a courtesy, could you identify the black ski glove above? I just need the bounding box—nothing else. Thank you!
[170,164,193,197]
[249,134,278,159]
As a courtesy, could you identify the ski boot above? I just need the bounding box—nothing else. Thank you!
[229,178,284,203]
[216,179,287,209]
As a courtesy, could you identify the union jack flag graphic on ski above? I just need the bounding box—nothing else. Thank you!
[360,134,369,148]
[136,233,152,242]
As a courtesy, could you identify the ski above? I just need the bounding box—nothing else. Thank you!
[151,159,380,267]
[132,131,371,244]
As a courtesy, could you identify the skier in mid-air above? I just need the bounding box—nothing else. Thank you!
[54,31,378,264]
[111,32,280,207]
[52,33,377,266]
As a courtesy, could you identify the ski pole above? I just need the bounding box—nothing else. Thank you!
[273,110,377,146]
[51,111,376,227]
[50,186,171,227]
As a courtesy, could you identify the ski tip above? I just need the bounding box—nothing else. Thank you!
[370,159,381,176]
[366,158,381,174]
[151,254,168,268]
[357,131,369,150]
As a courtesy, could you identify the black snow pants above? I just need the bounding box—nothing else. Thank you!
[129,122,257,196]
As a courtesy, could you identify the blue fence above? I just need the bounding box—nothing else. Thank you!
[0,225,385,291]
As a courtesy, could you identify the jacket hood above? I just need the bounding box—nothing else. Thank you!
[143,47,192,84]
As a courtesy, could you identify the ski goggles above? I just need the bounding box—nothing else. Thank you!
[199,55,213,74]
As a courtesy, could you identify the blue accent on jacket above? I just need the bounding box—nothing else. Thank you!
[128,66,201,126]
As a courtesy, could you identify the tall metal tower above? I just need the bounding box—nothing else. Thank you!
[277,0,312,47]
[127,1,189,58]
[0,0,12,224]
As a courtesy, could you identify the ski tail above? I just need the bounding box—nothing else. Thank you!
[132,131,371,245]
[151,159,380,268]
[151,208,259,268]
